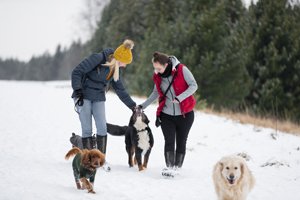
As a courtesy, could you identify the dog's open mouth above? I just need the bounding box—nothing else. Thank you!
[227,178,235,185]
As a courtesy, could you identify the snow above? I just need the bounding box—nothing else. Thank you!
[0,80,299,200]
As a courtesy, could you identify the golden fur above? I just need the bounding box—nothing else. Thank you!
[212,155,255,200]
[65,147,105,193]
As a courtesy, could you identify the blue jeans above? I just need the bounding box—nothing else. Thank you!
[75,99,107,138]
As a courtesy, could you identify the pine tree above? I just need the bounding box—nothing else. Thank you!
[246,0,300,121]
[191,0,251,109]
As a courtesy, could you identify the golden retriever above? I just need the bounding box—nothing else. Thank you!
[212,155,255,200]
[65,147,105,193]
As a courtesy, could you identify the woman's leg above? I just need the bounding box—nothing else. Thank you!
[92,101,111,171]
[92,101,107,136]
[76,99,93,149]
[77,99,93,138]
[175,111,194,168]
[160,113,176,167]
[92,101,108,154]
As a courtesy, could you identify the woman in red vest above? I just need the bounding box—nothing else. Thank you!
[140,51,198,177]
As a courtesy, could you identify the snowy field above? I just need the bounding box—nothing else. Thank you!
[0,80,299,200]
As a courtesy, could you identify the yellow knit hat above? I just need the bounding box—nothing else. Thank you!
[113,39,134,64]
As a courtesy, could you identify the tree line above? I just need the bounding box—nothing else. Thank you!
[0,0,299,123]
[0,41,85,80]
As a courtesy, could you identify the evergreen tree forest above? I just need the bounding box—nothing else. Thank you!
[0,0,300,123]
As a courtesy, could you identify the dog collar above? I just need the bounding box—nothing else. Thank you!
[136,128,147,133]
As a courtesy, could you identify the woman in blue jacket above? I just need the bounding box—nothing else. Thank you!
[71,40,136,164]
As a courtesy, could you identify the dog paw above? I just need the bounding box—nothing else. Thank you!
[138,166,145,171]
[88,190,96,194]
[76,182,81,189]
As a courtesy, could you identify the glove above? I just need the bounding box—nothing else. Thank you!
[74,89,84,106]
[155,116,161,127]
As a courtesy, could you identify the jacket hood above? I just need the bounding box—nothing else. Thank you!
[169,56,180,68]
[153,56,181,75]
[102,48,114,62]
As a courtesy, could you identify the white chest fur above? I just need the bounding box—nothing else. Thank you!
[134,117,150,155]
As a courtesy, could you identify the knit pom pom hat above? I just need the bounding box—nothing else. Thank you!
[113,39,134,64]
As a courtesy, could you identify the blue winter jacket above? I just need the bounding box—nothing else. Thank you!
[71,48,136,109]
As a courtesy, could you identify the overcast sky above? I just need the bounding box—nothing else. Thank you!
[0,0,257,62]
[0,0,85,61]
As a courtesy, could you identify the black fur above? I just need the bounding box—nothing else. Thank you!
[108,107,154,170]
[70,132,83,149]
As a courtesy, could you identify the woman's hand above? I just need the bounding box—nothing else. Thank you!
[172,97,180,104]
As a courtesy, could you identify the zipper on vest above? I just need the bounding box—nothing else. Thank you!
[167,77,176,115]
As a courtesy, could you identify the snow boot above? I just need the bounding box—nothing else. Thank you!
[96,135,107,154]
[165,151,175,168]
[175,153,185,168]
[96,135,111,172]
[162,151,176,178]
[82,137,93,150]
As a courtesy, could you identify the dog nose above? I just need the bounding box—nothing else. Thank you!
[229,174,235,179]
[94,161,100,167]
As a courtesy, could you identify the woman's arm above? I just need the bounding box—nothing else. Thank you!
[71,53,103,91]
[111,75,136,109]
[141,85,159,109]
[175,66,198,102]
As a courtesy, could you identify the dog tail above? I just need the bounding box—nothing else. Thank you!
[107,123,128,136]
[65,147,82,160]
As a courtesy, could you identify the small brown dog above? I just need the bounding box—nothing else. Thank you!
[65,147,105,193]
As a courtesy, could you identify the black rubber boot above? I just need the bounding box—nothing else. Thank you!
[82,137,93,150]
[91,134,97,149]
[96,135,111,172]
[162,151,175,178]
[96,135,107,154]
[165,151,175,168]
[175,153,185,168]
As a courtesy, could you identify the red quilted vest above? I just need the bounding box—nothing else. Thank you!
[153,64,196,116]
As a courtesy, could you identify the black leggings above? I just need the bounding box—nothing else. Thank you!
[160,111,194,154]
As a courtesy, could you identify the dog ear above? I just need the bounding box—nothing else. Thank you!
[219,162,224,171]
[240,162,244,173]
[96,151,106,167]
[81,151,91,167]
[144,113,150,124]
[240,161,247,178]
[128,116,134,127]
[214,161,224,175]
[100,156,105,167]
[237,161,245,184]
[213,161,224,182]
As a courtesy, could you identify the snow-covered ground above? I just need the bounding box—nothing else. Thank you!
[0,81,299,200]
